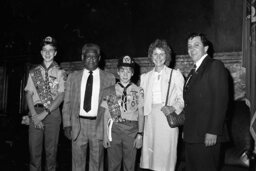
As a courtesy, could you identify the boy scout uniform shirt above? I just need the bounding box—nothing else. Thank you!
[24,62,65,106]
[102,83,144,121]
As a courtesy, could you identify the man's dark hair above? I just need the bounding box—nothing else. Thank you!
[82,43,100,56]
[187,33,209,47]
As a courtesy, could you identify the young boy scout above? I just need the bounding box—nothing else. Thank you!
[101,55,144,171]
[23,36,65,171]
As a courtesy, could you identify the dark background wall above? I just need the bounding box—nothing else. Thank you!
[0,0,243,62]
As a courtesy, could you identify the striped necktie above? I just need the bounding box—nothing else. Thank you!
[185,64,196,87]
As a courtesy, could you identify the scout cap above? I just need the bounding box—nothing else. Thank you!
[41,36,57,49]
[117,55,135,68]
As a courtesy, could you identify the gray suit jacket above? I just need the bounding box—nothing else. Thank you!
[62,69,115,140]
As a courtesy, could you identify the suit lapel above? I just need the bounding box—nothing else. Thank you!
[145,70,154,100]
[77,69,108,113]
[98,69,109,104]
[75,70,83,110]
[144,70,154,115]
[186,56,211,90]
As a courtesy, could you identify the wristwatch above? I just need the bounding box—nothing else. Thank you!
[137,132,143,137]
[45,108,51,115]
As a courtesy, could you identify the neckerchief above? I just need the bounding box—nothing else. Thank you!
[118,82,132,112]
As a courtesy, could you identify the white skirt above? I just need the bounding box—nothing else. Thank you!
[140,104,179,171]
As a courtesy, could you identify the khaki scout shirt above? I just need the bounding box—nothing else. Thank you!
[24,62,65,105]
[102,83,144,121]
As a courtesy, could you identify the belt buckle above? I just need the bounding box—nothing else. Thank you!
[114,117,126,123]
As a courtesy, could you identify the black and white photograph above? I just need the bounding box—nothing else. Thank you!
[0,0,255,171]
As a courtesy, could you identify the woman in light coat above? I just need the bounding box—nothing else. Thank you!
[140,39,184,171]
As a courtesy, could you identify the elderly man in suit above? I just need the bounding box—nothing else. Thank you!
[183,33,229,171]
[62,43,115,171]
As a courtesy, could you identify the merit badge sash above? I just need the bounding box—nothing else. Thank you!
[103,86,122,120]
[31,67,53,108]
[102,85,122,141]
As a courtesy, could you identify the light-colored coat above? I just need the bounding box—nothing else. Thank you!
[140,66,185,171]
[140,66,184,116]
[62,69,115,140]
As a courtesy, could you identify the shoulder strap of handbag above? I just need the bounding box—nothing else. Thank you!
[165,69,173,106]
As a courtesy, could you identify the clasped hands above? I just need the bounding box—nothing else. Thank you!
[21,111,48,129]
[32,111,48,129]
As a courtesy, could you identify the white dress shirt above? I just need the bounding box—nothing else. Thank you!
[152,69,163,104]
[80,68,100,117]
[195,54,207,71]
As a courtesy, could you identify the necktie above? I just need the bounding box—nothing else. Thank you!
[185,64,196,87]
[118,82,131,111]
[84,71,93,112]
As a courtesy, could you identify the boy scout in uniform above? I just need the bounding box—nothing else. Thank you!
[23,36,65,171]
[101,55,144,171]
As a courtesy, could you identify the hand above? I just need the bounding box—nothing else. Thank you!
[34,121,44,129]
[21,115,30,125]
[161,106,175,116]
[32,111,47,125]
[103,136,111,148]
[134,134,143,149]
[205,133,217,146]
[64,126,72,140]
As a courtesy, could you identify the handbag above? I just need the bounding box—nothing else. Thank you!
[164,69,185,128]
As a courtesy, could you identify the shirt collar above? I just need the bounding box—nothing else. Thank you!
[84,68,99,75]
[153,65,166,75]
[195,54,207,71]
[40,61,58,71]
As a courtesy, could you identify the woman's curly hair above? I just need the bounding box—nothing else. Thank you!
[148,39,172,66]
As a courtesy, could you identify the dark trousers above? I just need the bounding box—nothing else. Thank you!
[108,121,138,171]
[185,142,221,171]
[72,118,104,171]
[29,107,61,171]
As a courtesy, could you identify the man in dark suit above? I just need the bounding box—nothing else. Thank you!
[183,33,229,171]
[62,43,115,171]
